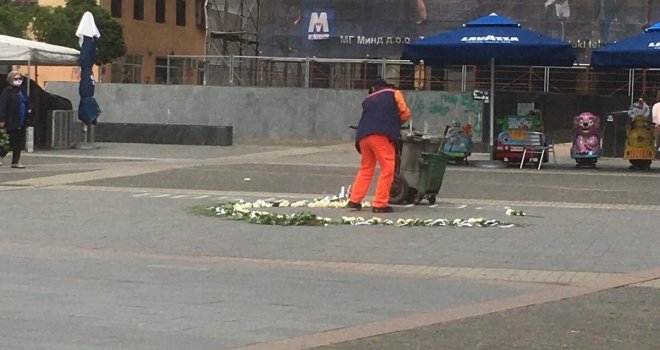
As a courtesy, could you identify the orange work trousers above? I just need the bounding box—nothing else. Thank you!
[349,134,396,208]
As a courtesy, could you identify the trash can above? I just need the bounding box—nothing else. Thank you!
[398,131,442,185]
[389,131,445,205]
[415,152,449,204]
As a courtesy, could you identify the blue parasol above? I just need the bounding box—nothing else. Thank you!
[76,11,101,126]
[402,13,576,157]
[590,22,660,69]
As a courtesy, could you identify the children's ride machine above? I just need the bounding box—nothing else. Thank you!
[494,114,548,166]
[570,112,601,168]
[624,116,656,170]
[442,121,473,165]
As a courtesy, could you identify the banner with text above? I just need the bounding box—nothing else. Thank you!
[259,0,657,63]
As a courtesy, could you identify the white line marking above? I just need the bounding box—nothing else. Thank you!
[153,194,171,198]
[132,193,151,197]
[50,185,660,212]
[171,195,187,199]
[433,204,468,209]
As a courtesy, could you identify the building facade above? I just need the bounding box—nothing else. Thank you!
[29,0,205,86]
[102,0,205,84]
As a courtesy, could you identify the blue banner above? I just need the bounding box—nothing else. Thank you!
[259,0,657,63]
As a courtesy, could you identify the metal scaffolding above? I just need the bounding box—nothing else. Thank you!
[204,0,260,57]
[203,0,260,85]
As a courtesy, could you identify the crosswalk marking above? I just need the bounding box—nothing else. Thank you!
[52,185,660,211]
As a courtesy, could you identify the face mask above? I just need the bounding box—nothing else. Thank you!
[11,79,22,87]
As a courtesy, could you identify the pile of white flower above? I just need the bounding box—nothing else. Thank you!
[204,197,522,228]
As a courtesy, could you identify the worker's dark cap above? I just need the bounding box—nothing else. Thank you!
[372,78,393,88]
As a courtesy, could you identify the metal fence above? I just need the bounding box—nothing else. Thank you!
[46,110,95,149]
[166,55,660,98]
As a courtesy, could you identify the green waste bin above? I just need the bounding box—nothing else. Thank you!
[389,132,446,205]
[415,152,449,204]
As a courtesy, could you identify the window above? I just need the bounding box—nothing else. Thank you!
[176,0,186,26]
[195,0,205,27]
[156,0,165,23]
[133,0,144,20]
[110,55,143,84]
[111,0,122,18]
[155,57,183,84]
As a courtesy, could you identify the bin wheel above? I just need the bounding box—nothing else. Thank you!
[428,196,436,205]
[406,188,418,204]
[389,176,409,204]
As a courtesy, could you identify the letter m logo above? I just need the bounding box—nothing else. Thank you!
[308,10,331,40]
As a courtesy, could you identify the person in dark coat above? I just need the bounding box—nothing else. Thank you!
[0,71,30,168]
[347,78,411,213]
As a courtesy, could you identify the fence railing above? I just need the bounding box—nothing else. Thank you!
[46,110,95,149]
[166,55,660,98]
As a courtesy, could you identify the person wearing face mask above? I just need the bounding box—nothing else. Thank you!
[0,71,30,168]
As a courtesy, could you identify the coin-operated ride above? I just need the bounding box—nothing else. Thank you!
[442,121,473,165]
[494,114,547,165]
[624,116,656,170]
[570,112,601,168]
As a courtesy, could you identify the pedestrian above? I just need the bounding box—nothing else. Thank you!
[628,97,650,119]
[0,71,30,168]
[652,91,660,151]
[347,78,411,213]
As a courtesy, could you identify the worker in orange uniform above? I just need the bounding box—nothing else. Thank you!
[347,78,411,213]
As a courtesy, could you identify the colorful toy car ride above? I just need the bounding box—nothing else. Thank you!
[494,114,547,165]
[442,121,473,165]
[624,116,656,170]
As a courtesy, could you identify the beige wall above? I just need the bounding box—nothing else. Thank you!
[101,0,205,84]
[29,0,205,87]
[18,65,100,86]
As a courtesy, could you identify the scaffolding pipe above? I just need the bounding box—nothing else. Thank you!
[229,55,234,85]
[304,57,310,88]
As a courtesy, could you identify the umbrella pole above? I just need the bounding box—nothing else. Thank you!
[27,57,31,97]
[490,57,495,160]
[26,57,34,153]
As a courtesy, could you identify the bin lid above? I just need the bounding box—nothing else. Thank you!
[401,131,442,142]
[421,135,442,143]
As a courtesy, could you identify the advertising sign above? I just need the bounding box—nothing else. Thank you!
[259,0,656,63]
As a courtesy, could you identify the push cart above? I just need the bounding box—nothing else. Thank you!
[389,131,448,205]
